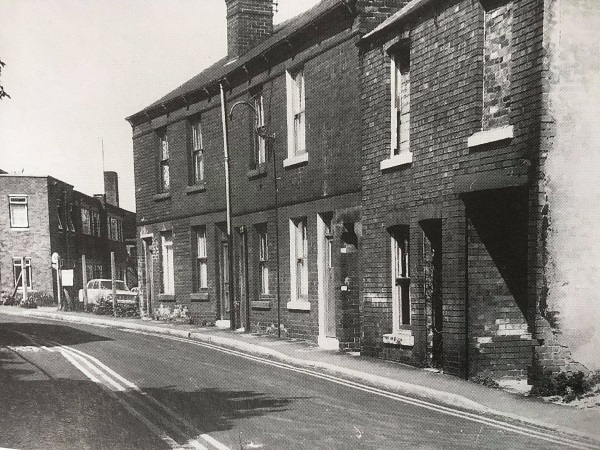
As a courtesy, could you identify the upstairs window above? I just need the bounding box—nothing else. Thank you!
[90,210,101,237]
[67,204,75,232]
[109,216,123,241]
[257,225,269,295]
[287,68,306,157]
[253,90,267,166]
[81,207,91,235]
[56,199,64,231]
[195,227,208,290]
[482,1,513,130]
[9,195,28,228]
[191,119,204,184]
[159,130,170,192]
[391,45,410,158]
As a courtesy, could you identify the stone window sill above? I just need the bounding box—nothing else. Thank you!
[153,192,171,202]
[248,163,268,179]
[383,329,414,347]
[185,183,206,194]
[287,300,311,311]
[251,298,272,310]
[468,125,514,148]
[283,152,308,169]
[158,293,175,302]
[189,291,209,302]
[380,152,413,171]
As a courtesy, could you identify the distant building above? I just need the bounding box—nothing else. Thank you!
[0,172,136,305]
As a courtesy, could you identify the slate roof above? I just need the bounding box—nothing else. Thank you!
[127,0,354,124]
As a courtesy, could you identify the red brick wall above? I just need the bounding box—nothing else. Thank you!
[132,24,364,341]
[360,0,546,379]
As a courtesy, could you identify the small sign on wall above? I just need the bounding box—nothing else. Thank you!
[61,269,74,287]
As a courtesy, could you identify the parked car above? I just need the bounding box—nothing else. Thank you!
[78,279,138,305]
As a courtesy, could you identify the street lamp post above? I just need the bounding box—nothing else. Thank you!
[228,100,280,336]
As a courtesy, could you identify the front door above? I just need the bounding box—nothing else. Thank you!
[219,231,230,321]
[143,238,153,316]
[422,220,443,367]
[318,213,337,348]
[237,227,249,331]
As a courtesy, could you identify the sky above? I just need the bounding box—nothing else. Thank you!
[0,0,321,211]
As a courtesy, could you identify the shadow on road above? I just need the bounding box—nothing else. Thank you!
[0,321,113,347]
[146,386,301,434]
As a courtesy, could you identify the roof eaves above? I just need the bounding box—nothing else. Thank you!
[361,0,437,43]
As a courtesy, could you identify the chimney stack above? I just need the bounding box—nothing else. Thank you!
[226,0,274,61]
[103,171,120,207]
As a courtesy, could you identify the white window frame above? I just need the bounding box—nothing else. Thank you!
[13,257,32,289]
[285,68,308,167]
[254,93,267,166]
[191,119,205,184]
[288,218,310,310]
[382,49,412,170]
[161,232,174,294]
[196,227,208,290]
[159,131,170,192]
[391,227,411,332]
[9,195,28,228]
[258,227,269,295]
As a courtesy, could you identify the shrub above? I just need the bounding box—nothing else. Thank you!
[153,303,192,323]
[530,370,600,402]
[92,296,140,318]
[1,291,16,306]
[471,373,501,389]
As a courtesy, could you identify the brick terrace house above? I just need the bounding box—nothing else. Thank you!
[127,0,407,347]
[0,171,136,305]
[358,0,600,381]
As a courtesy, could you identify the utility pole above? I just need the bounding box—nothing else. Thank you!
[111,252,117,317]
[220,82,236,330]
[21,257,28,304]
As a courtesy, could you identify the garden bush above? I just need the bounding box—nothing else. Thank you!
[92,296,140,318]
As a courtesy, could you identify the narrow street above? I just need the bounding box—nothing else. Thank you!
[0,314,593,450]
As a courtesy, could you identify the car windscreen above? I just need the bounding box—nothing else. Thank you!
[99,280,128,291]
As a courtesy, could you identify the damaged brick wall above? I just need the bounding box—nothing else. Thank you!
[540,0,600,372]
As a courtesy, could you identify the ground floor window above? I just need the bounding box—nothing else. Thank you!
[13,257,32,289]
[257,224,269,295]
[290,217,308,301]
[390,225,410,329]
[194,226,208,290]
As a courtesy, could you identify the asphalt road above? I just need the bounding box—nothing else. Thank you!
[0,314,592,450]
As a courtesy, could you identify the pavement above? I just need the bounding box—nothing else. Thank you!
[2,305,600,445]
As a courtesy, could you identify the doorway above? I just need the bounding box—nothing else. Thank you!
[218,228,230,323]
[421,220,443,368]
[318,213,338,349]
[237,226,250,331]
[142,237,153,316]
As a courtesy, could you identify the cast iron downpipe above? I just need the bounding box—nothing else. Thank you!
[219,82,236,330]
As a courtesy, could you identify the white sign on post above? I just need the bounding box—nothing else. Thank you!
[61,269,74,287]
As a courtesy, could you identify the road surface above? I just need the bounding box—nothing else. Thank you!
[0,314,594,449]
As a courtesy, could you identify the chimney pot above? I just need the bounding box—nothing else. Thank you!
[226,0,274,60]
